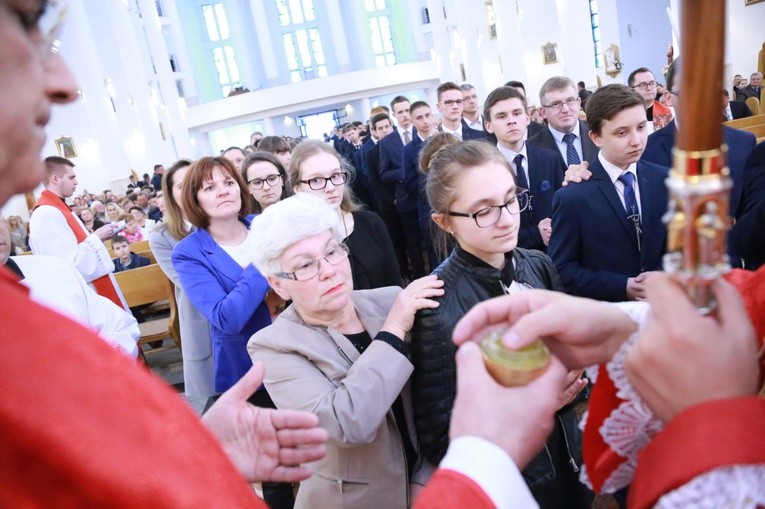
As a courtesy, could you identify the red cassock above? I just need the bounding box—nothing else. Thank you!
[583,265,765,500]
[0,266,495,508]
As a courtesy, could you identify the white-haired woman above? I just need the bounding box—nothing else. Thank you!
[247,193,443,509]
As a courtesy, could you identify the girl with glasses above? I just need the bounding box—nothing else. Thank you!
[411,139,592,509]
[242,151,292,213]
[288,139,402,290]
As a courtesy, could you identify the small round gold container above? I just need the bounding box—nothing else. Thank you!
[480,331,550,387]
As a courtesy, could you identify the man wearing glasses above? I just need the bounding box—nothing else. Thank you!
[627,67,673,133]
[436,81,487,141]
[528,76,599,168]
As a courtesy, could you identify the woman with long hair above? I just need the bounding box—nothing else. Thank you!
[288,139,401,290]
[411,139,592,508]
[78,207,104,234]
[257,135,292,169]
[148,160,215,399]
[104,201,124,223]
[170,156,294,509]
[241,151,292,213]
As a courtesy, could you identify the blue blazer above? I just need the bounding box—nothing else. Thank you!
[399,135,426,213]
[729,141,765,270]
[172,216,271,393]
[517,144,566,251]
[642,120,756,217]
[461,119,489,141]
[379,127,417,188]
[548,157,669,302]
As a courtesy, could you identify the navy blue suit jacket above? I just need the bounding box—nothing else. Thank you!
[401,135,426,212]
[642,120,756,217]
[380,127,418,211]
[730,101,753,120]
[461,119,489,141]
[171,216,270,392]
[517,144,566,251]
[548,157,669,301]
[527,120,599,166]
[729,141,765,270]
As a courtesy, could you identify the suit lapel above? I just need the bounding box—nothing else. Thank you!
[198,221,249,288]
[591,159,640,249]
[636,162,667,261]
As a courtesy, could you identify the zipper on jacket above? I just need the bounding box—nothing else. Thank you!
[336,345,353,365]
[558,414,579,473]
[388,408,410,507]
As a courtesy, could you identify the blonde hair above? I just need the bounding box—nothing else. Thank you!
[288,139,360,212]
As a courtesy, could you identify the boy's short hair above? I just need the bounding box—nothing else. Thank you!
[129,206,143,215]
[585,84,645,136]
[370,113,391,130]
[111,235,129,246]
[436,81,461,101]
[409,100,431,116]
[483,86,527,121]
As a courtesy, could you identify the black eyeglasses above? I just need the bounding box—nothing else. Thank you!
[447,189,530,228]
[248,174,281,190]
[632,81,657,90]
[299,172,348,190]
[442,99,463,107]
[275,243,350,281]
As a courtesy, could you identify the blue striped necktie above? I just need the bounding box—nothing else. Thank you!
[562,132,581,165]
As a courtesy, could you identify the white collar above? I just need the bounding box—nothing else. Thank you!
[549,122,581,145]
[598,152,637,185]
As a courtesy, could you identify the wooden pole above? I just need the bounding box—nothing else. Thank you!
[664,0,730,314]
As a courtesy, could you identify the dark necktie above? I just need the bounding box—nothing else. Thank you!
[562,132,581,165]
[618,172,639,218]
[618,172,641,250]
[512,154,529,189]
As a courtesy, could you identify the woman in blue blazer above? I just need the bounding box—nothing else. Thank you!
[171,156,294,509]
[172,156,271,395]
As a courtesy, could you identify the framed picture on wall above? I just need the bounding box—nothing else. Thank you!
[542,43,558,65]
[55,136,77,159]
[745,0,764,5]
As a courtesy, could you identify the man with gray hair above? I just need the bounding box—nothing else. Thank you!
[460,83,484,131]
[736,71,762,101]
[527,76,598,167]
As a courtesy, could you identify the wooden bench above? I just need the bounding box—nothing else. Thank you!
[115,264,180,354]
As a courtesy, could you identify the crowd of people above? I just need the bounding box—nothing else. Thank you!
[2,3,764,508]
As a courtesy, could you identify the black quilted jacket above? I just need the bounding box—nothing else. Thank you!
[411,245,583,488]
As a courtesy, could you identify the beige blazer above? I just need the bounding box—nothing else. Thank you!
[248,286,430,509]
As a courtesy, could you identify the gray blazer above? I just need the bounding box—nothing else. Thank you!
[149,226,216,398]
[248,286,430,509]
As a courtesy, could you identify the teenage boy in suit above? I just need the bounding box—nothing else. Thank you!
[484,86,565,251]
[549,84,669,301]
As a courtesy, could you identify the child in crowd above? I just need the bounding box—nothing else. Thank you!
[129,206,156,238]
[120,214,144,243]
[111,235,150,272]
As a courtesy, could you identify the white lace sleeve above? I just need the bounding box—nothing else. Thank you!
[585,301,665,493]
[654,465,765,508]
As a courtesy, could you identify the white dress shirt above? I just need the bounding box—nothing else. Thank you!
[440,436,538,509]
[441,123,464,140]
[548,123,584,164]
[598,152,642,215]
[496,143,530,188]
